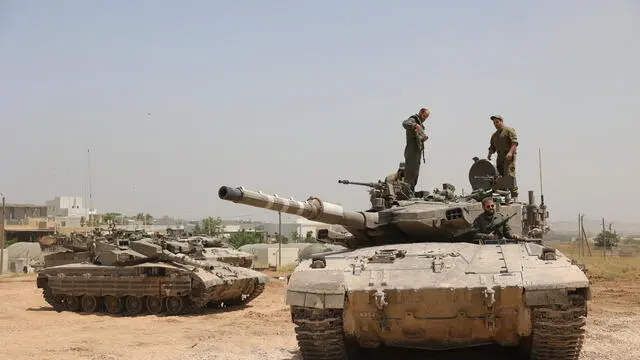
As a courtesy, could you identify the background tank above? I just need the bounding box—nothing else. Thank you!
[218,156,590,359]
[36,238,268,316]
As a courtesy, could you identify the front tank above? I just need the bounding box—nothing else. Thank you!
[287,241,590,359]
[218,156,590,359]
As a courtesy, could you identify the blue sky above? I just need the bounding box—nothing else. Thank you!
[1,1,638,223]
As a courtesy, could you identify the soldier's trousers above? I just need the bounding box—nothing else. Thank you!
[404,146,421,190]
[496,156,518,197]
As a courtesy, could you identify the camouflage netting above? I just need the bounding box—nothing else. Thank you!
[7,242,43,261]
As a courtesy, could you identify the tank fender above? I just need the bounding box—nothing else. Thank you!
[286,269,346,309]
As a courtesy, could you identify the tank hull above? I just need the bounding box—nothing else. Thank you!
[37,261,268,315]
[287,242,590,358]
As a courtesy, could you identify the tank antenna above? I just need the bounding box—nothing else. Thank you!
[538,147,544,206]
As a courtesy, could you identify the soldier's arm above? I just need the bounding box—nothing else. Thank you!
[403,116,427,141]
[402,116,419,130]
[502,218,514,238]
[507,128,518,155]
[488,133,496,157]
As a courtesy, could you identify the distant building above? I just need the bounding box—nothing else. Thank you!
[1,203,55,242]
[46,196,97,218]
[2,203,47,222]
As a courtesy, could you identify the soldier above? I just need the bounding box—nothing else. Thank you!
[487,114,519,198]
[385,162,406,183]
[472,198,520,241]
[402,108,430,190]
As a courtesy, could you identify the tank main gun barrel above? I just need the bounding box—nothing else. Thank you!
[160,250,216,270]
[218,186,372,230]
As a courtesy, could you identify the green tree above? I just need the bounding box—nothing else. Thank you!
[305,230,316,243]
[594,230,619,247]
[228,230,263,248]
[201,216,223,236]
[144,213,153,225]
[102,212,122,225]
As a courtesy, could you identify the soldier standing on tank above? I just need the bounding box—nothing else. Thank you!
[487,114,519,198]
[402,108,430,191]
[472,198,520,241]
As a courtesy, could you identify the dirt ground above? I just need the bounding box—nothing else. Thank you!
[0,271,638,360]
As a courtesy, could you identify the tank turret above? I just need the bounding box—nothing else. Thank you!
[219,183,479,249]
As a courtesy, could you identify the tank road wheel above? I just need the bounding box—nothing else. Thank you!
[65,295,81,312]
[165,296,184,315]
[125,296,144,315]
[292,306,357,360]
[146,296,163,314]
[42,288,65,311]
[526,294,587,360]
[80,295,99,313]
[104,296,124,314]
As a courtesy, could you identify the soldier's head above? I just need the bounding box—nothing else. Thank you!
[490,115,504,129]
[482,197,496,215]
[418,108,430,122]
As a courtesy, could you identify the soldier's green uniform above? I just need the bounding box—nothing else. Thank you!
[471,212,515,241]
[488,120,518,197]
[402,114,426,190]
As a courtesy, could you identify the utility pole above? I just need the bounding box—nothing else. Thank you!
[577,213,581,257]
[278,211,282,269]
[1,195,5,274]
[602,218,607,258]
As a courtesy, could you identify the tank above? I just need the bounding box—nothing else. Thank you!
[218,156,590,359]
[36,238,268,316]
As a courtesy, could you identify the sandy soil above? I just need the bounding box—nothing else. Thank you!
[0,272,638,360]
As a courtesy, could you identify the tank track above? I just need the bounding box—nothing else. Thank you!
[241,282,265,304]
[291,306,349,360]
[41,280,266,316]
[529,294,587,360]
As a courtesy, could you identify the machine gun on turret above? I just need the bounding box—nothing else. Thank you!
[338,178,413,210]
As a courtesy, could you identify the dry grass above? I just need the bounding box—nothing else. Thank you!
[275,263,298,273]
[555,243,640,282]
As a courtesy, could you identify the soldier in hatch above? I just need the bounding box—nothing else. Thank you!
[472,198,520,241]
[402,108,430,191]
[385,162,406,184]
[487,114,519,198]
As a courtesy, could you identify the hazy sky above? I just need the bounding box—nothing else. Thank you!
[1,1,638,224]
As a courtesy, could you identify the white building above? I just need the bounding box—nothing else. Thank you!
[259,218,333,241]
[46,196,98,218]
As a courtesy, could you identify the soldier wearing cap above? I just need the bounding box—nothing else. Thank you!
[487,114,519,198]
[402,108,430,190]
